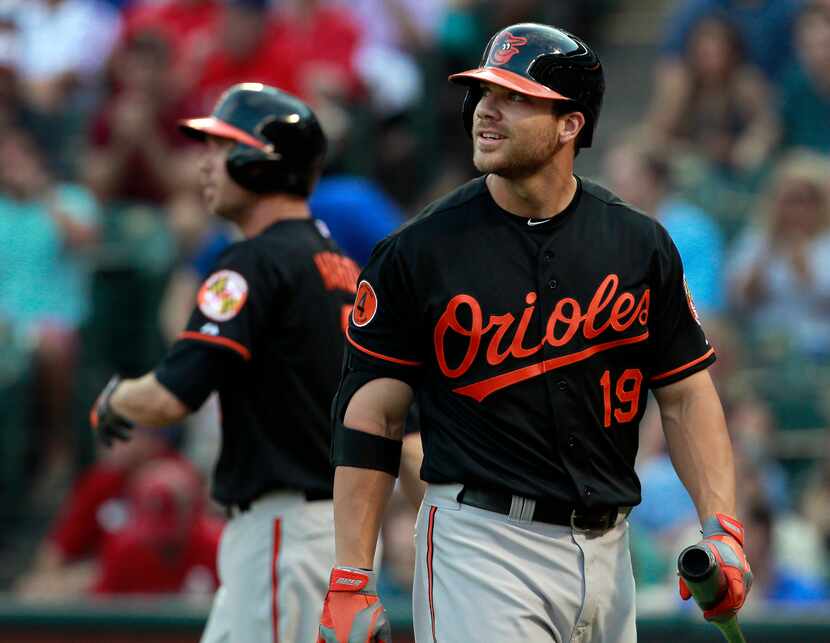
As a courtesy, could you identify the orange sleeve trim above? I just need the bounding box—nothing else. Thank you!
[178,331,251,361]
[346,329,422,367]
[650,347,715,382]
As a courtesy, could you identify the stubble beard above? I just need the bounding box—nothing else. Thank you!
[473,128,560,179]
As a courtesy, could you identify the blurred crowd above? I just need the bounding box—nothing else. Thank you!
[0,0,829,620]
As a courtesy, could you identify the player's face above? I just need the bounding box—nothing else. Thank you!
[199,136,257,220]
[471,83,560,178]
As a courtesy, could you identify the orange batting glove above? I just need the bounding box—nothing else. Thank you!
[318,566,391,643]
[679,513,753,622]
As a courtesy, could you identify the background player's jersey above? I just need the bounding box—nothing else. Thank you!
[341,176,714,508]
[157,218,359,506]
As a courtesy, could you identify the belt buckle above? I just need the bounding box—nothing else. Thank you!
[570,509,616,531]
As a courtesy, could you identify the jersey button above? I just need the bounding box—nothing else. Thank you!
[584,486,594,497]
[557,380,568,391]
[543,252,554,262]
[548,279,558,289]
[567,434,576,448]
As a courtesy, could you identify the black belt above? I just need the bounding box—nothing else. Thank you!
[457,487,630,531]
[225,489,332,517]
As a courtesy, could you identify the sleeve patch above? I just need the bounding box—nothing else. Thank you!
[684,278,701,325]
[197,270,249,322]
[352,280,378,327]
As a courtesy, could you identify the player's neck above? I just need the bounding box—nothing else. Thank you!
[239,194,311,238]
[487,163,577,219]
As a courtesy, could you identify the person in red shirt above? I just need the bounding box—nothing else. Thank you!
[268,0,364,102]
[191,0,364,113]
[86,32,191,206]
[15,428,179,599]
[122,0,221,59]
[93,459,222,596]
[189,0,292,114]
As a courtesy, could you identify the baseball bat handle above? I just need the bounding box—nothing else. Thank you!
[715,616,747,643]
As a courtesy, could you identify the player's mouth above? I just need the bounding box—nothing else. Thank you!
[476,130,507,149]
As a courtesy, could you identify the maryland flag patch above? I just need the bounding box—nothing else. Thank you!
[684,277,701,325]
[198,270,249,322]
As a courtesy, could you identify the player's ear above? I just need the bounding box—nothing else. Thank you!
[557,111,585,146]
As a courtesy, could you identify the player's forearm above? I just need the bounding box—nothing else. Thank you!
[399,432,427,509]
[333,466,396,568]
[656,372,736,521]
[110,373,189,427]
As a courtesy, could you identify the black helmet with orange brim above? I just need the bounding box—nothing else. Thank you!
[449,23,604,149]
[179,83,327,196]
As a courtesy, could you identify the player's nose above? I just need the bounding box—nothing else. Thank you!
[475,92,501,122]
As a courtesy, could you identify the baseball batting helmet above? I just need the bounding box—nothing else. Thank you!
[449,23,604,149]
[179,83,327,196]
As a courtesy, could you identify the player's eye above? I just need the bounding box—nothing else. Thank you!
[509,92,526,102]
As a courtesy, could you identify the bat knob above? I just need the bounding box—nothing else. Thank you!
[678,544,727,609]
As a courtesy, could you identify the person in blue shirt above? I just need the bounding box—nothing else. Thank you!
[604,138,726,316]
[310,174,404,267]
[0,128,99,482]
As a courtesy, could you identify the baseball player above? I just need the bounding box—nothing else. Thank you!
[90,83,361,643]
[318,24,752,643]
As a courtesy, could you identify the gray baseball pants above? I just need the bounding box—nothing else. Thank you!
[412,483,637,643]
[200,492,335,643]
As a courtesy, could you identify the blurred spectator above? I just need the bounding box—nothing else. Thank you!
[604,138,726,316]
[802,439,830,561]
[728,398,792,510]
[268,0,364,104]
[191,0,363,115]
[15,427,181,599]
[345,0,444,116]
[726,152,830,359]
[187,0,288,112]
[13,0,121,112]
[648,14,778,174]
[660,0,802,82]
[0,13,25,129]
[742,501,830,606]
[92,458,222,597]
[629,401,698,588]
[347,0,443,53]
[0,128,99,484]
[310,177,403,266]
[778,1,830,155]
[85,31,189,206]
[121,0,222,92]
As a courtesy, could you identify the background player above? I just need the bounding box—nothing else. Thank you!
[319,24,752,643]
[91,83,361,643]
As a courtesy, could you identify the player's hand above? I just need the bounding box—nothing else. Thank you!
[679,513,753,622]
[318,566,391,643]
[90,375,134,447]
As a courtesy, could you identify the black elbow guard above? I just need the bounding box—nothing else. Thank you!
[332,421,402,477]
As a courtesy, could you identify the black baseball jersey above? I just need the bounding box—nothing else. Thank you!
[341,176,715,509]
[156,218,359,506]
